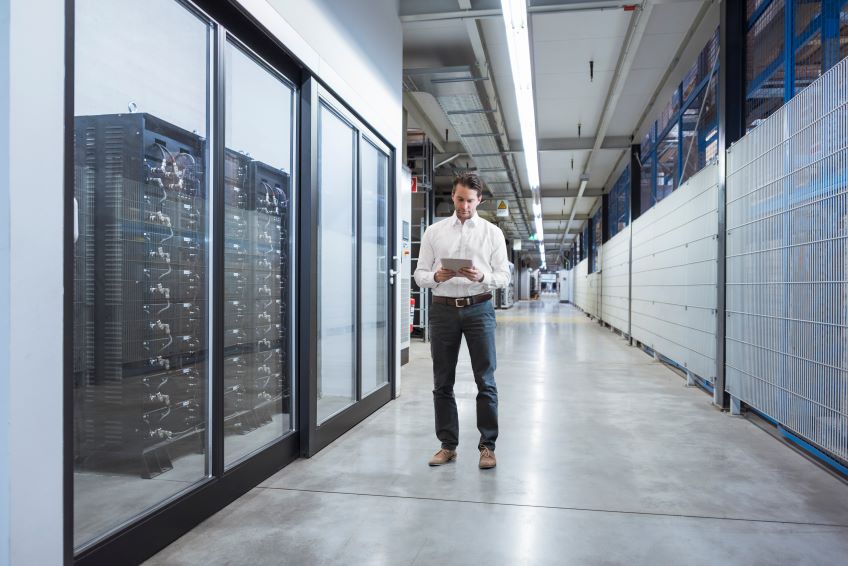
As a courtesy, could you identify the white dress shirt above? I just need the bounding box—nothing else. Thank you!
[414,212,510,298]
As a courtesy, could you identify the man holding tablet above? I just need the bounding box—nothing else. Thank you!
[414,173,510,469]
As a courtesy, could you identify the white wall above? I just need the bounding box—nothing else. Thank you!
[0,1,66,564]
[240,0,402,150]
[0,3,9,562]
[601,225,630,334]
[630,163,719,382]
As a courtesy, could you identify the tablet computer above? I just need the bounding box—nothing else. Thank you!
[441,258,473,271]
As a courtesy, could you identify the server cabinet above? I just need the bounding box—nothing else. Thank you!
[73,113,208,478]
[223,148,292,438]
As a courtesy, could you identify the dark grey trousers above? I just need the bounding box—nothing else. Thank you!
[429,299,498,451]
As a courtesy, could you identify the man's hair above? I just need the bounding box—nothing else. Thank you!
[452,172,484,198]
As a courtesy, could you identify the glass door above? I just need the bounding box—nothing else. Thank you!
[72,0,214,550]
[301,80,394,455]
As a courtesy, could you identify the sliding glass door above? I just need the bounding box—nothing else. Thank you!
[70,0,299,560]
[302,81,394,454]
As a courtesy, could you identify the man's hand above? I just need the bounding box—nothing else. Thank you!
[458,266,483,282]
[434,268,456,283]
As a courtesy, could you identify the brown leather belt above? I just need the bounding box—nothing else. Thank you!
[432,292,492,308]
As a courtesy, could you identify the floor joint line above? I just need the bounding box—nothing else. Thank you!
[258,485,848,529]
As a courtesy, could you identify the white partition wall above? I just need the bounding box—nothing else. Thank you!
[585,272,601,318]
[601,225,630,334]
[726,57,848,463]
[573,259,589,312]
[630,163,720,383]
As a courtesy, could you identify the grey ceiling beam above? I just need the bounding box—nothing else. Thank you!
[541,214,591,222]
[400,1,643,23]
[539,187,605,198]
[402,92,446,153]
[509,136,632,152]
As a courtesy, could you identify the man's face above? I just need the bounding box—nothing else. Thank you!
[452,184,482,221]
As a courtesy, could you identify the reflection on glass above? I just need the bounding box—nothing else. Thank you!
[317,103,357,422]
[72,0,210,549]
[360,140,389,396]
[223,42,294,467]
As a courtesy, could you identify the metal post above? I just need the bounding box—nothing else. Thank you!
[715,0,746,409]
[629,145,641,344]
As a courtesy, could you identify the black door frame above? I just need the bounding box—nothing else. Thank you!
[299,79,396,457]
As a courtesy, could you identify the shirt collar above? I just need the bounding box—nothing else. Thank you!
[451,212,479,227]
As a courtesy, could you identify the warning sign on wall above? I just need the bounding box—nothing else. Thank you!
[496,200,509,217]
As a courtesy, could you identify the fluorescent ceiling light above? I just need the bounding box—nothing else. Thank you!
[501,0,540,191]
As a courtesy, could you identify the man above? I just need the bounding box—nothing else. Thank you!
[414,173,510,469]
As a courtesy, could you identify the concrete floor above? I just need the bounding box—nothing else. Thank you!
[147,298,848,565]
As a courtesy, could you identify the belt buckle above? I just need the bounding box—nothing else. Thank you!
[454,297,470,308]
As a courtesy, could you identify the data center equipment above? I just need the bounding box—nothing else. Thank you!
[495,262,516,309]
[73,112,291,479]
[223,148,291,436]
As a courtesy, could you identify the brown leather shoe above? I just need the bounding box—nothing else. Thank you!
[479,447,496,469]
[428,448,457,466]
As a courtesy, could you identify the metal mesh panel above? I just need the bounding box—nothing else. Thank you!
[601,225,631,334]
[631,164,720,382]
[726,55,848,463]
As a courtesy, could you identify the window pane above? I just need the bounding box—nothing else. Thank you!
[748,0,770,20]
[842,3,848,62]
[317,103,357,423]
[681,77,718,184]
[640,152,655,214]
[223,41,295,468]
[360,140,390,397]
[795,30,824,95]
[656,125,679,202]
[608,166,630,238]
[746,0,786,128]
[591,208,603,273]
[73,0,211,549]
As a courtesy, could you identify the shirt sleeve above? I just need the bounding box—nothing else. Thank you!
[479,225,511,290]
[413,225,439,289]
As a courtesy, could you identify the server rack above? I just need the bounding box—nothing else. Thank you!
[222,148,291,437]
[73,113,292,479]
[73,113,208,478]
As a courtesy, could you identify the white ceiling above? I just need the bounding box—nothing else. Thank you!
[400,0,711,264]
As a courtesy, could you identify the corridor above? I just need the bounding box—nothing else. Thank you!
[147,299,848,565]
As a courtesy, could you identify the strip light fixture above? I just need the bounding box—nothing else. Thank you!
[501,0,545,265]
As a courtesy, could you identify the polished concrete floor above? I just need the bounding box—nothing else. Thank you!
[147,298,848,565]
